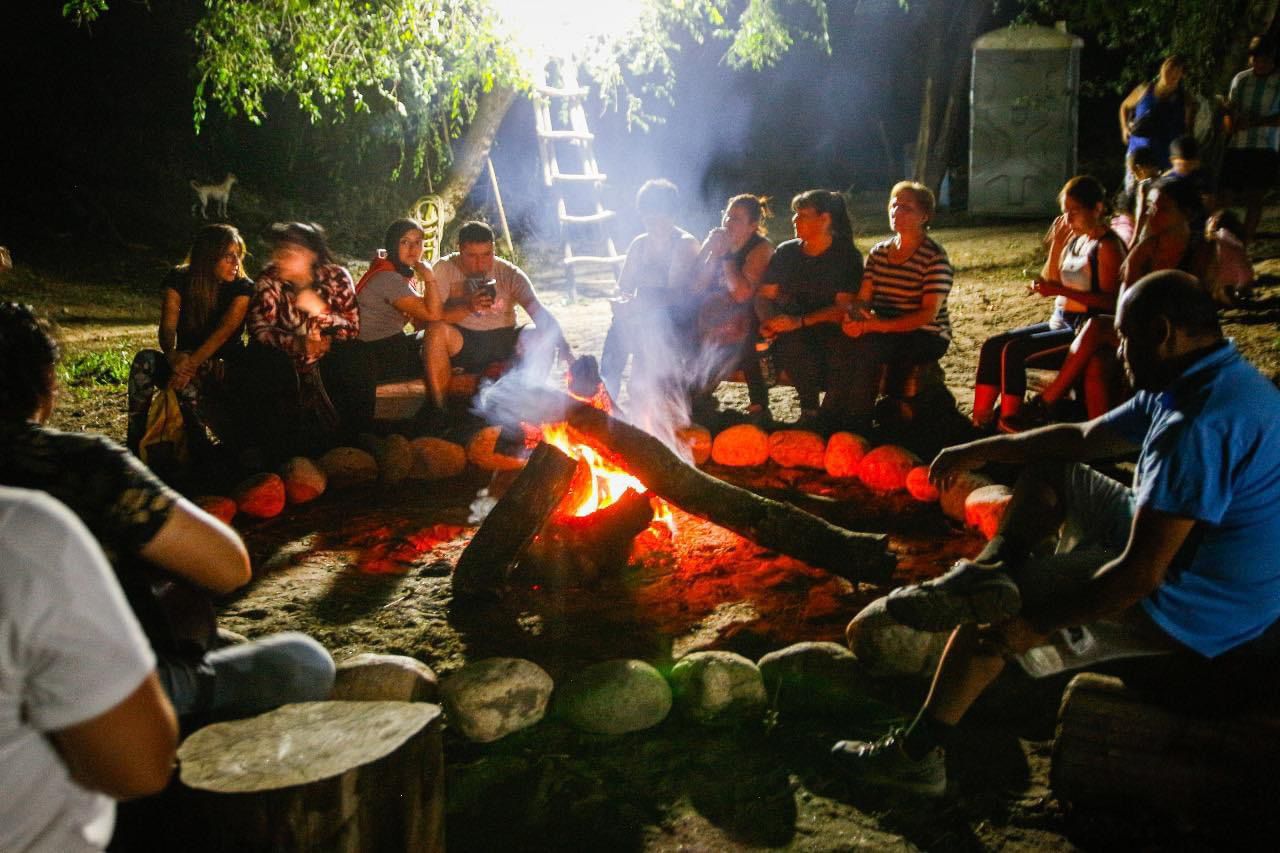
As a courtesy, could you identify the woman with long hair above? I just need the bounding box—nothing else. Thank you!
[839,182,953,433]
[691,193,775,419]
[970,176,1125,431]
[127,223,253,460]
[241,221,363,463]
[757,189,863,430]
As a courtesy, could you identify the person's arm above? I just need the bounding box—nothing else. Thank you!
[247,276,297,353]
[51,672,177,800]
[390,263,437,328]
[170,294,250,390]
[929,416,1139,488]
[139,497,252,594]
[691,229,730,294]
[519,293,573,362]
[1118,83,1144,144]
[312,269,360,340]
[158,288,181,358]
[727,240,773,303]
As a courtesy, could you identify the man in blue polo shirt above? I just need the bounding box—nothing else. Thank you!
[831,269,1280,796]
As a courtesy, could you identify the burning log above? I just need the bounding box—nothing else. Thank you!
[452,442,579,599]
[520,487,655,588]
[512,389,896,584]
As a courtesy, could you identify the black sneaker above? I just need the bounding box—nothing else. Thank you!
[831,728,947,797]
[885,560,1022,631]
[997,395,1051,433]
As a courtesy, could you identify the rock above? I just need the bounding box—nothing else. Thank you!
[845,596,948,679]
[857,444,922,493]
[439,657,553,743]
[318,447,379,489]
[280,456,327,504]
[232,473,286,519]
[768,429,826,469]
[466,426,527,472]
[375,434,413,485]
[556,659,672,734]
[332,653,439,703]
[905,465,940,502]
[824,431,872,478]
[675,425,712,466]
[965,483,1014,539]
[408,437,468,480]
[939,470,995,522]
[195,495,237,524]
[710,423,770,467]
[668,651,767,724]
[756,641,878,714]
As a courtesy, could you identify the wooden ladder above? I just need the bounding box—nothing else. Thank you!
[532,59,625,301]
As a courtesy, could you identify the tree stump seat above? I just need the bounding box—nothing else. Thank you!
[373,361,506,421]
[1051,672,1280,820]
[172,700,445,852]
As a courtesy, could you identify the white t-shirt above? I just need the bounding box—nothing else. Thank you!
[431,254,537,332]
[0,487,156,852]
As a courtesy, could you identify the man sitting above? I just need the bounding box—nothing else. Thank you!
[0,302,335,721]
[1,486,178,851]
[831,271,1280,796]
[424,221,573,409]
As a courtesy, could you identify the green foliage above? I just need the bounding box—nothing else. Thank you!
[1013,0,1254,94]
[62,0,109,27]
[59,348,132,387]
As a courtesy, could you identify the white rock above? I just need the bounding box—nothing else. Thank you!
[939,470,995,522]
[965,483,1014,539]
[845,596,949,679]
[669,651,766,724]
[280,456,327,504]
[556,659,672,734]
[318,446,379,489]
[756,641,878,714]
[439,657,553,743]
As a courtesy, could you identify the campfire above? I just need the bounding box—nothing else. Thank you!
[452,359,896,601]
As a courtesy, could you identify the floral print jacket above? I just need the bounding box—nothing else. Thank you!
[248,263,360,368]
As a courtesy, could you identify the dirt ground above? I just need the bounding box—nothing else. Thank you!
[11,206,1280,851]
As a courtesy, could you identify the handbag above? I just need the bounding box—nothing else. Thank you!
[138,388,190,471]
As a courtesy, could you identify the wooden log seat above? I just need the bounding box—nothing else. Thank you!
[174,701,445,852]
[374,362,506,422]
[1051,672,1280,820]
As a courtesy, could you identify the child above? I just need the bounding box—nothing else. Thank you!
[1205,209,1255,305]
[1112,145,1162,246]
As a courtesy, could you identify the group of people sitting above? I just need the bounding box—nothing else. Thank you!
[125,218,573,472]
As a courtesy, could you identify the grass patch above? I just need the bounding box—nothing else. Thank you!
[59,348,133,387]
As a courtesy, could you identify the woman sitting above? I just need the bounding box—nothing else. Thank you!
[354,218,437,390]
[241,222,363,463]
[970,176,1125,431]
[838,182,952,434]
[757,189,863,431]
[600,178,701,406]
[690,194,775,420]
[1008,175,1208,428]
[127,223,253,464]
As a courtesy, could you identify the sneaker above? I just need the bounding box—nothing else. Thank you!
[885,560,1022,631]
[830,729,947,797]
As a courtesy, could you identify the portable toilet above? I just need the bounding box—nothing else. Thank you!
[969,24,1082,216]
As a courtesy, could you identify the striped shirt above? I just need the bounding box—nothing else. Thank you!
[862,236,953,341]
[1228,68,1280,151]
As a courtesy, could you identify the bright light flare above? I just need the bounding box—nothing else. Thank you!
[488,0,647,61]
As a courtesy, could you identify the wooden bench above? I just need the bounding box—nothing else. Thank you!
[373,364,506,422]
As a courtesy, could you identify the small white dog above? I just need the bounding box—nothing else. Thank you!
[191,173,237,219]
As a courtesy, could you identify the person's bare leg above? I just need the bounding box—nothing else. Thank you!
[918,624,1009,726]
[424,322,460,409]
[1039,317,1111,405]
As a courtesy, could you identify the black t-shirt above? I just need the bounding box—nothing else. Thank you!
[162,268,254,359]
[763,238,864,314]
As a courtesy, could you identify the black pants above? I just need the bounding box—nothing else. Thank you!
[975,322,1073,399]
[770,323,858,413]
[838,331,950,430]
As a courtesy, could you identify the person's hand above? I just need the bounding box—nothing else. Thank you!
[167,356,198,391]
[167,351,191,374]
[1028,276,1063,298]
[761,315,801,336]
[295,288,329,317]
[705,227,730,257]
[412,261,434,283]
[928,443,991,488]
[841,317,866,338]
[976,617,1048,657]
[469,290,495,314]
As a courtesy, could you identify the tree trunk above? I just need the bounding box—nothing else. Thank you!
[912,0,991,193]
[434,85,519,223]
